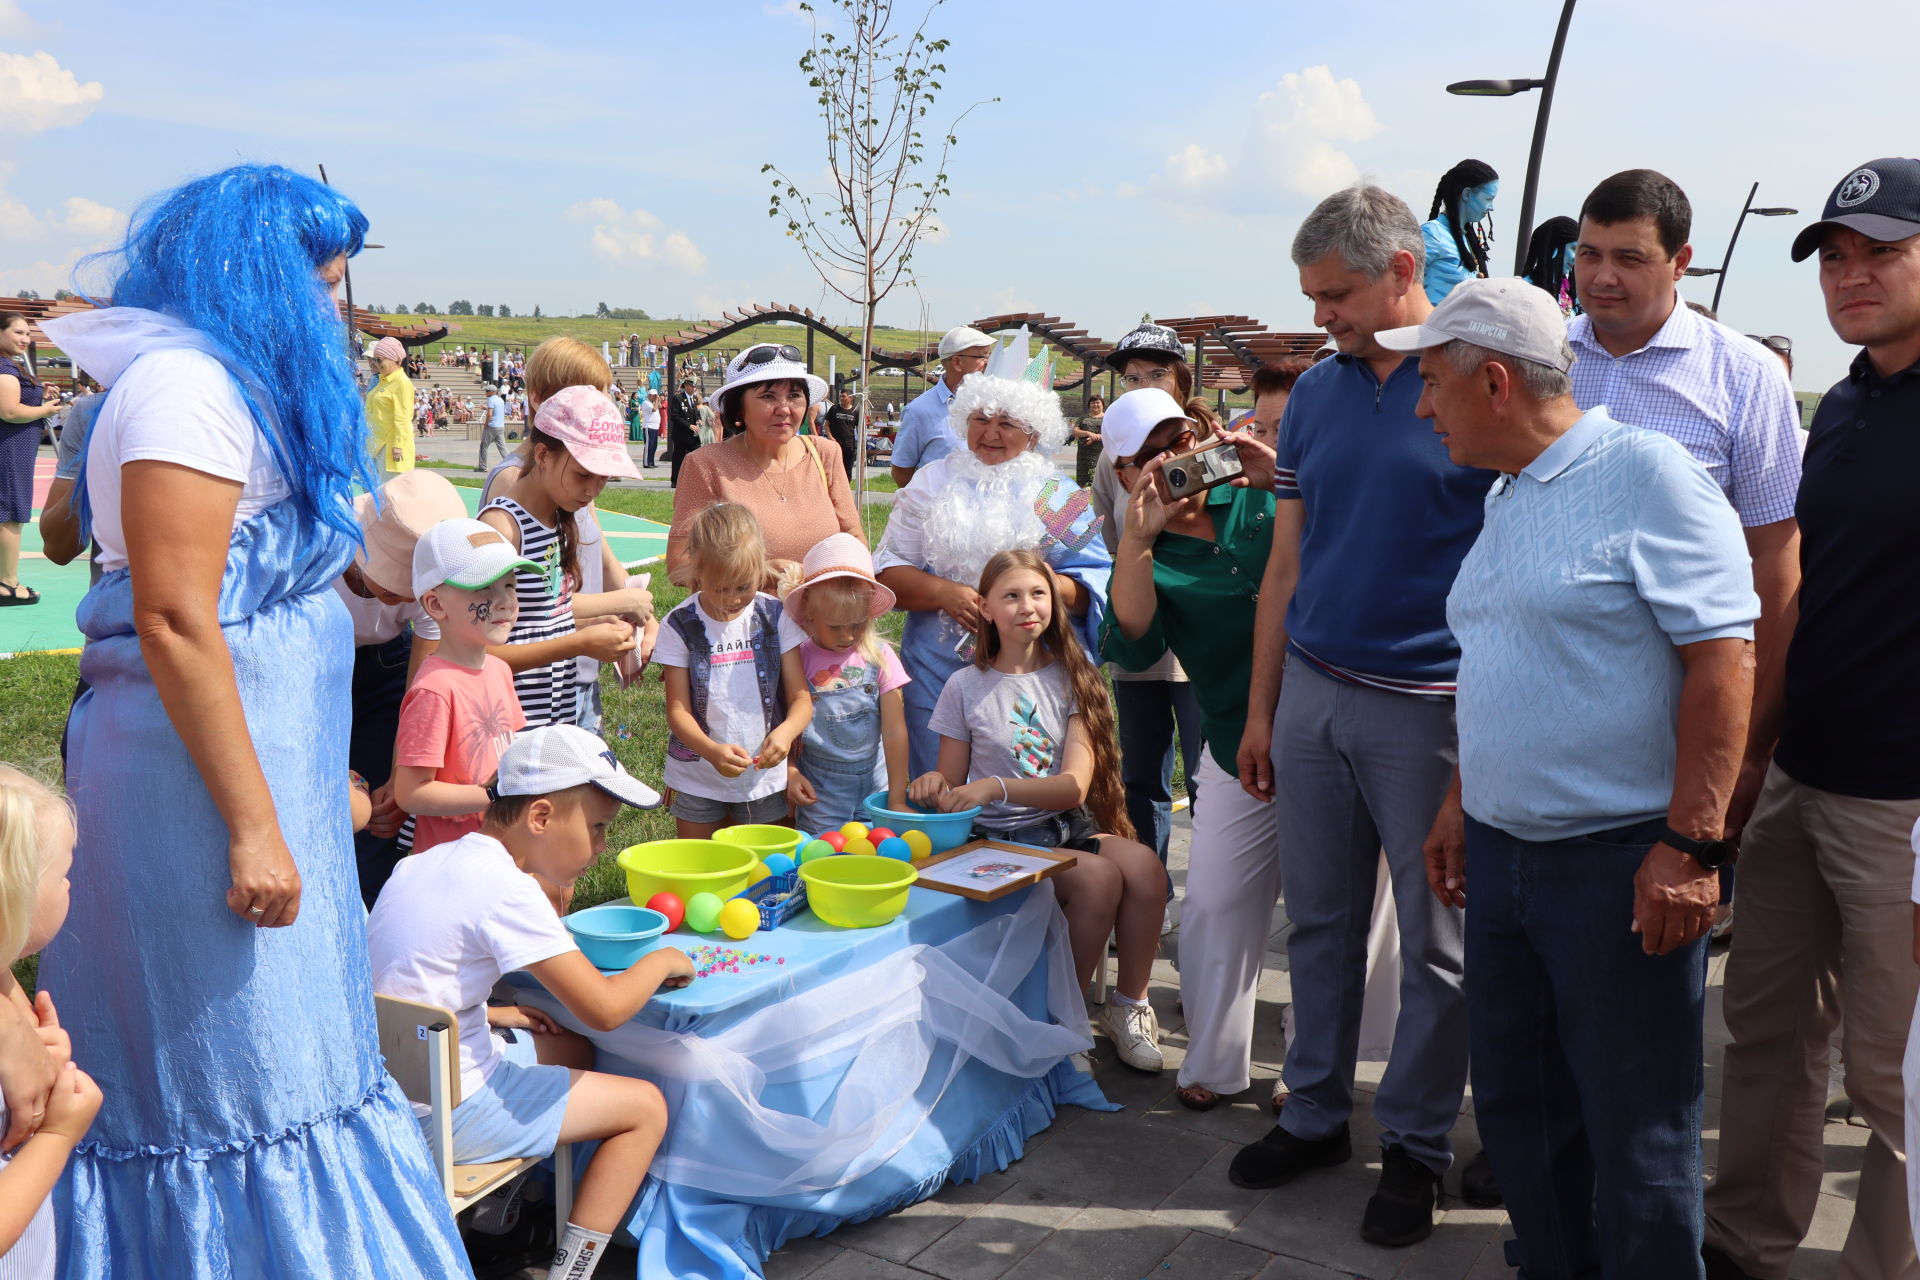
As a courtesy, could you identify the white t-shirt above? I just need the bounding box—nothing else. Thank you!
[653,593,806,802]
[366,832,577,1106]
[573,506,606,685]
[86,348,292,572]
[331,577,437,646]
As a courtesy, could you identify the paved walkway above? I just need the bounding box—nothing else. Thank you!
[520,810,1865,1279]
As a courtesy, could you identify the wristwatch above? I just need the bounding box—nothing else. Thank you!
[1659,824,1736,870]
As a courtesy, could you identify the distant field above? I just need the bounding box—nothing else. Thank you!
[369,312,943,358]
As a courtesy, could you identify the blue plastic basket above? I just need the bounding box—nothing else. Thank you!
[736,872,808,931]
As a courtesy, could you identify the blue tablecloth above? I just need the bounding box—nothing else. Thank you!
[513,880,1111,1279]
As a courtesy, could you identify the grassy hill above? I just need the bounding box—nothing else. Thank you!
[372,312,942,358]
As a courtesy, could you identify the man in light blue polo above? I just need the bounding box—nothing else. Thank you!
[888,325,993,487]
[1394,277,1758,1278]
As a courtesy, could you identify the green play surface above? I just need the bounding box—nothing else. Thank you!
[1,483,667,658]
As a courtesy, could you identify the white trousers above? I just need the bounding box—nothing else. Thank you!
[1176,750,1400,1094]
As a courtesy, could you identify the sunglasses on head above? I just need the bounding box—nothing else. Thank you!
[741,344,804,367]
[1748,334,1792,355]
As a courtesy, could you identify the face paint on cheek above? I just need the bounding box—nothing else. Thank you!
[467,600,494,623]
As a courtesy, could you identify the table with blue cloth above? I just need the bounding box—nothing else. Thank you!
[512,879,1111,1280]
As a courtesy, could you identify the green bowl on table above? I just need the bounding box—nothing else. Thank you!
[617,839,758,908]
[799,854,918,929]
[712,824,807,861]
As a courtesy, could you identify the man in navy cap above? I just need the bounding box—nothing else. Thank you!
[1704,158,1920,1280]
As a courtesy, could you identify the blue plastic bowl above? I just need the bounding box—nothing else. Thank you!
[564,903,669,971]
[862,792,981,857]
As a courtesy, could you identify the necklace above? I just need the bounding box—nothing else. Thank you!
[748,440,796,502]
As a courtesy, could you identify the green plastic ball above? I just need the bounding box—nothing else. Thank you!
[684,892,724,933]
[800,839,836,863]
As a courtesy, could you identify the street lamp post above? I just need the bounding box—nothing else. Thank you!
[1447,0,1578,276]
[1682,181,1799,313]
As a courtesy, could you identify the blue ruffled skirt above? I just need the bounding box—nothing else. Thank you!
[41,501,472,1278]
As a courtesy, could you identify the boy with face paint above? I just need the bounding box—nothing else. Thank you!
[391,518,539,853]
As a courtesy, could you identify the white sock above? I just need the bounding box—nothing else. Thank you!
[552,1223,614,1280]
[1109,990,1147,1007]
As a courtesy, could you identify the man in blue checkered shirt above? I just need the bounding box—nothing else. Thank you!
[1569,170,1803,676]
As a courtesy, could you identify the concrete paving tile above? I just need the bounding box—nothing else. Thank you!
[996,1206,1189,1280]
[1223,1130,1421,1277]
[807,1253,944,1280]
[906,1181,1088,1280]
[1389,1207,1509,1279]
[1152,1145,1277,1238]
[830,1192,982,1265]
[764,1235,847,1279]
[1252,1254,1364,1279]
[1152,1227,1279,1279]
[1000,1106,1224,1210]
[1138,1083,1284,1148]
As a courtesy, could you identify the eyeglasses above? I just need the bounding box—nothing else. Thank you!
[1118,426,1196,472]
[741,344,804,367]
[1747,334,1792,355]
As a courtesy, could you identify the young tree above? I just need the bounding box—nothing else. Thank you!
[763,0,989,500]
[532,305,542,319]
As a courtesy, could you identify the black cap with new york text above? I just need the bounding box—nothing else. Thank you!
[1791,158,1920,261]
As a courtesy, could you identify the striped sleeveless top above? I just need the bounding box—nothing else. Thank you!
[480,495,579,727]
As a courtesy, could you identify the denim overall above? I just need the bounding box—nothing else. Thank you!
[795,651,886,833]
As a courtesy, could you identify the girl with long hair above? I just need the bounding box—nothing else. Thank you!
[910,549,1168,1074]
[1421,159,1499,303]
[1521,215,1581,316]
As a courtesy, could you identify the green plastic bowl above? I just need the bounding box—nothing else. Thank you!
[799,854,918,928]
[617,839,757,907]
[712,824,807,861]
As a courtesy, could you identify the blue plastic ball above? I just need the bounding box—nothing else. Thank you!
[876,836,912,861]
[764,852,796,878]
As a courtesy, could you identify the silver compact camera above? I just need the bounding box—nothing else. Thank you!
[1156,439,1245,502]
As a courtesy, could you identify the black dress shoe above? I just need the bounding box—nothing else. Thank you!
[1228,1122,1352,1189]
[1702,1242,1760,1280]
[1361,1144,1440,1247]
[1460,1147,1504,1207]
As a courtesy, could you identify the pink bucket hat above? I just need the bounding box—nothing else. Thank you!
[368,336,407,363]
[783,532,896,622]
[534,385,641,479]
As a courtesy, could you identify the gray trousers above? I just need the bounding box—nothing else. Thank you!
[1273,656,1469,1173]
[477,425,507,471]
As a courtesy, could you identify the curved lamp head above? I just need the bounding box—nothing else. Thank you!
[1750,207,1798,217]
[1684,267,1722,277]
[1446,78,1544,96]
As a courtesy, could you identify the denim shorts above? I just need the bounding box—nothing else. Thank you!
[668,788,791,826]
[435,1028,572,1165]
[976,807,1102,853]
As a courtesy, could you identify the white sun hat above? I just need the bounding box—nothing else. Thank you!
[710,342,829,422]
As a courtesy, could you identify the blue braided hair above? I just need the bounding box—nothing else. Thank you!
[75,163,374,556]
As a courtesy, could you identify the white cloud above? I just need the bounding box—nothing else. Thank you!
[56,196,121,240]
[1154,65,1383,210]
[0,191,35,239]
[0,0,47,38]
[0,50,102,135]
[566,198,705,274]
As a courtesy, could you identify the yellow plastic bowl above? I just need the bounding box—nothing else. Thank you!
[617,839,757,906]
[799,854,918,928]
[713,824,807,860]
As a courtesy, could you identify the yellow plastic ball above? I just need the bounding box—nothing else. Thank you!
[839,821,869,842]
[748,860,772,885]
[719,898,761,940]
[843,837,877,858]
[902,830,933,860]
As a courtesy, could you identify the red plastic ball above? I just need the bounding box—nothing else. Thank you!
[867,827,897,843]
[821,831,848,852]
[646,892,686,931]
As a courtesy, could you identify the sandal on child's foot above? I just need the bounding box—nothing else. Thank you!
[0,581,40,606]
[1177,1085,1221,1111]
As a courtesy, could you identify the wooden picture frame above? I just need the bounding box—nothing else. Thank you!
[912,840,1078,901]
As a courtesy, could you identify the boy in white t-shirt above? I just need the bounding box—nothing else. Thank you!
[368,725,686,1280]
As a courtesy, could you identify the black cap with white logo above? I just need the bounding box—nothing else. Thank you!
[1791,158,1920,262]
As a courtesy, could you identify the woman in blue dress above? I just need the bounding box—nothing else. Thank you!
[40,165,471,1277]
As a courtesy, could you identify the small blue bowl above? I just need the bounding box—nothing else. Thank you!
[862,792,982,857]
[564,903,669,971]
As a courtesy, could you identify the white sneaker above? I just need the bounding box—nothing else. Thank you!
[1161,905,1175,937]
[1099,1000,1165,1072]
[1068,1050,1094,1077]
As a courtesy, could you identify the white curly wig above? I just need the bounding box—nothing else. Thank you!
[944,373,1070,455]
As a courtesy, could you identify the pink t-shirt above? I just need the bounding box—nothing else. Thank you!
[799,638,909,698]
[395,654,527,852]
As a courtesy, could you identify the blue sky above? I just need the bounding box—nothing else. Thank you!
[4,0,1912,390]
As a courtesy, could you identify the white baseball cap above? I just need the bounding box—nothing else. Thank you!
[1100,387,1194,460]
[1374,276,1574,372]
[411,517,541,599]
[496,724,662,808]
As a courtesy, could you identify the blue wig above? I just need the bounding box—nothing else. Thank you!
[77,163,375,555]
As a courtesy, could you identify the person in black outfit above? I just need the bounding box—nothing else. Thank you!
[668,376,703,486]
[825,388,861,480]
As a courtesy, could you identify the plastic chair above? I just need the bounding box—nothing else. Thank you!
[374,994,573,1229]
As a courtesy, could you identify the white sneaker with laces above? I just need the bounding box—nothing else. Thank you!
[1099,1000,1164,1072]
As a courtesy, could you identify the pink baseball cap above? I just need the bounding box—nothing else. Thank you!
[533,385,641,479]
